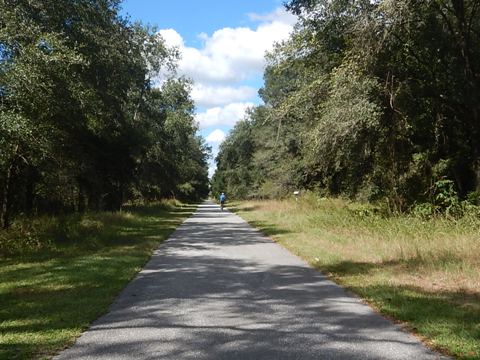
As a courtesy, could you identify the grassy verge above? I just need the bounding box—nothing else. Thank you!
[0,200,196,360]
[232,195,480,359]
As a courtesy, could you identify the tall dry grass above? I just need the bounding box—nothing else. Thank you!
[0,199,182,257]
[238,193,480,294]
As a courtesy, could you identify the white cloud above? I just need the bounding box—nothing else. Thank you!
[158,28,184,48]
[197,32,208,41]
[158,7,295,85]
[191,84,257,107]
[248,7,297,26]
[206,129,226,144]
[207,144,222,178]
[208,164,216,179]
[195,102,253,129]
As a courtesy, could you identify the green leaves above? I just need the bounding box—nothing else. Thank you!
[214,0,480,209]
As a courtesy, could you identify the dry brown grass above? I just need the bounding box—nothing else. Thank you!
[233,195,480,358]
[238,196,480,293]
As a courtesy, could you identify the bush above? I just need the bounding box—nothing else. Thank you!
[430,179,464,217]
[412,202,436,218]
[466,191,480,205]
[411,181,480,219]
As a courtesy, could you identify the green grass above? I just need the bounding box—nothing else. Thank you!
[233,195,480,359]
[0,201,196,360]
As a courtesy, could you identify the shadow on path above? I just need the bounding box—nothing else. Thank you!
[55,202,447,360]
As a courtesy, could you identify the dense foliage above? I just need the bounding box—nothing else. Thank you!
[0,0,209,228]
[212,0,480,212]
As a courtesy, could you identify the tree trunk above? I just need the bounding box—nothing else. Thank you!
[118,181,124,211]
[77,181,86,213]
[25,167,36,216]
[474,158,480,193]
[1,145,19,229]
[473,108,480,192]
[1,164,14,229]
[449,0,480,191]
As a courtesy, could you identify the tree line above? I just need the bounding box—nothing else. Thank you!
[0,0,209,228]
[212,0,480,213]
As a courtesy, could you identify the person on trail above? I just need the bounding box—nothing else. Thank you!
[219,192,226,210]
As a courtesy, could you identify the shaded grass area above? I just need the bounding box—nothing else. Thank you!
[232,196,480,359]
[0,201,196,360]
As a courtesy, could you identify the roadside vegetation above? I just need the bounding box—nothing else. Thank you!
[234,195,480,359]
[0,200,195,360]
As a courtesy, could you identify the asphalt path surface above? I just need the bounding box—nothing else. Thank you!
[55,201,446,359]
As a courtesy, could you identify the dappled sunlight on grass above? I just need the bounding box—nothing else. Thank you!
[0,201,195,360]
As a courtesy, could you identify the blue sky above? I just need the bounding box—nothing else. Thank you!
[120,0,296,176]
[121,1,285,45]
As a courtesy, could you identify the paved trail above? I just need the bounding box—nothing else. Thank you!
[56,201,445,360]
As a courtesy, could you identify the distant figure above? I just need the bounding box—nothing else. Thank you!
[219,192,226,211]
